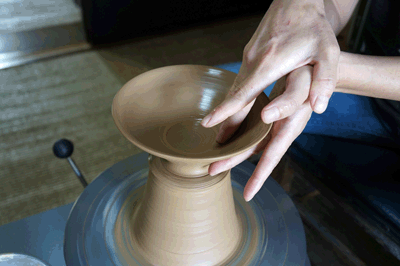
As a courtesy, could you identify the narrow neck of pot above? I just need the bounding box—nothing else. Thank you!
[158,156,212,177]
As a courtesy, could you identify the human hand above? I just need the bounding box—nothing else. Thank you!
[209,66,314,201]
[201,0,339,133]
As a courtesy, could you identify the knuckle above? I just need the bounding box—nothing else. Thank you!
[259,43,276,62]
[286,70,300,85]
[228,87,246,102]
[316,79,336,91]
[213,104,226,114]
[244,40,277,64]
[243,42,252,54]
[322,89,334,98]
[286,98,300,109]
[324,43,340,59]
[243,51,251,63]
[243,44,256,62]
[277,98,299,116]
[273,105,284,119]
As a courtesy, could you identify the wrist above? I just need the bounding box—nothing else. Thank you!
[336,52,343,89]
[336,51,351,90]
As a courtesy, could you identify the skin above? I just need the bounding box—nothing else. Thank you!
[208,65,315,202]
[336,52,400,100]
[206,52,400,202]
[200,0,366,201]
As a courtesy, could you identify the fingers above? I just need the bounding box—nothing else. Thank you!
[208,148,255,176]
[208,134,271,176]
[201,72,265,128]
[215,100,255,144]
[261,65,313,124]
[243,125,290,202]
[243,103,313,201]
[201,50,303,129]
[310,44,340,114]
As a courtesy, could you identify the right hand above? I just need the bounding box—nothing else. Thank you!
[201,0,340,134]
[209,65,314,201]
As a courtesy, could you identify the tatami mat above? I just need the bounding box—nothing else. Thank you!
[0,51,143,225]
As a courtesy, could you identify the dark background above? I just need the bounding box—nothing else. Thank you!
[77,0,272,45]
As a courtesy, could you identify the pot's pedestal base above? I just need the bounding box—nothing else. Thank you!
[64,152,308,265]
[114,155,250,266]
[114,183,264,265]
[114,156,264,265]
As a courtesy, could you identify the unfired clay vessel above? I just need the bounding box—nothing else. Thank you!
[112,65,272,265]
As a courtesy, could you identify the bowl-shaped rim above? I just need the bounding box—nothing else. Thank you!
[112,65,272,163]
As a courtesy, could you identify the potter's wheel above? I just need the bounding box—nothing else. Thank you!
[0,253,49,266]
[64,152,308,265]
[64,65,309,265]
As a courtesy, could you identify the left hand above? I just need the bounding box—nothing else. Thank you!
[201,0,340,133]
[208,65,314,201]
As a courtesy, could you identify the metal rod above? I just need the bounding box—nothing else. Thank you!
[67,157,88,188]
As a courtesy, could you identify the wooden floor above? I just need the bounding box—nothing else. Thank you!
[0,22,90,70]
[1,12,399,266]
[0,0,81,34]
[0,13,262,226]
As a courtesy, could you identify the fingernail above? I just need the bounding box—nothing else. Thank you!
[314,96,329,113]
[263,107,279,124]
[209,168,221,176]
[244,194,253,202]
[201,113,213,127]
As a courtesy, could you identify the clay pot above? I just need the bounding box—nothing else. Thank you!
[112,65,272,265]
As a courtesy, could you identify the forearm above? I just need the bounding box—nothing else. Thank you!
[324,0,359,35]
[336,52,400,101]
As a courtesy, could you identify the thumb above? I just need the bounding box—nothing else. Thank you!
[310,57,339,114]
[261,65,312,124]
[201,56,294,129]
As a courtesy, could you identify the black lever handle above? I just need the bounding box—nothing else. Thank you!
[53,139,88,188]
